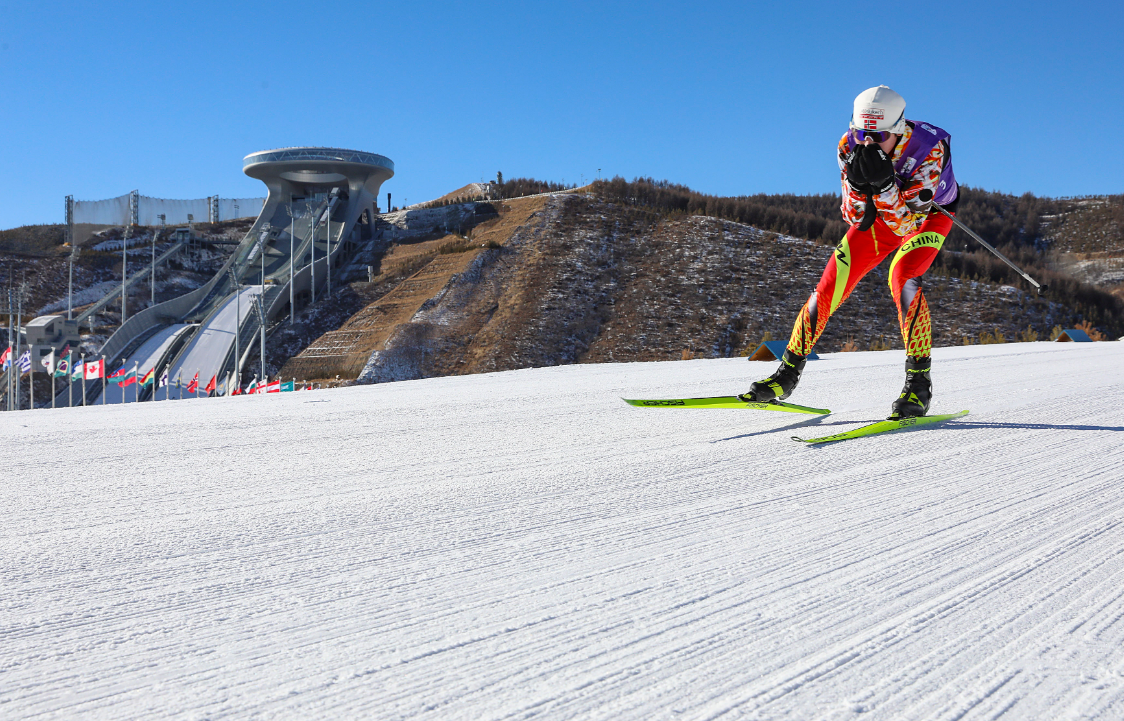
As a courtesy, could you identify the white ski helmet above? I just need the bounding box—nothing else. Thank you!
[850,85,907,134]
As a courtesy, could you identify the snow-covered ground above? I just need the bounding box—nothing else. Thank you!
[3,341,1124,719]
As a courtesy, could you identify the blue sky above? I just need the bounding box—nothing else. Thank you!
[1,0,1120,229]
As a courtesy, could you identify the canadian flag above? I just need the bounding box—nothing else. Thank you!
[85,357,105,380]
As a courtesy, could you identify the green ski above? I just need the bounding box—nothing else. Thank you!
[793,409,970,444]
[623,396,830,415]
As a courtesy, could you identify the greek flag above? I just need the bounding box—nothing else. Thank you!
[17,350,31,374]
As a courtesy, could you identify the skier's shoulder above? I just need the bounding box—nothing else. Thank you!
[905,118,950,140]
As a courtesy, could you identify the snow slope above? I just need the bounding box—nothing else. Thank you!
[3,341,1124,719]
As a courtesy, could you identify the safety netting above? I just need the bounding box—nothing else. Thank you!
[70,193,267,246]
[217,197,266,222]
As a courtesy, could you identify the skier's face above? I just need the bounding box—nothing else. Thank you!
[861,134,899,155]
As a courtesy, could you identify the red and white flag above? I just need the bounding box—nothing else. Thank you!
[204,375,217,395]
[85,358,105,380]
[265,379,281,393]
[186,372,199,394]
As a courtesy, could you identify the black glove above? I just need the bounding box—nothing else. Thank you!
[846,144,896,194]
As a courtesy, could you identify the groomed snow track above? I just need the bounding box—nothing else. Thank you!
[3,341,1124,719]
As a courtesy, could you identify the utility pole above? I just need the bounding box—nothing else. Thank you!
[121,224,129,324]
[259,228,267,384]
[309,202,317,305]
[6,276,12,411]
[228,266,241,392]
[66,195,76,321]
[254,290,266,387]
[286,199,294,324]
[154,215,165,305]
[67,243,78,320]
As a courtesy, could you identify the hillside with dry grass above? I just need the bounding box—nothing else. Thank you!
[276,190,1109,387]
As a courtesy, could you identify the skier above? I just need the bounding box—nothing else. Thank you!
[740,85,959,418]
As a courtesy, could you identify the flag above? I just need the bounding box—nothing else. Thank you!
[280,380,294,392]
[116,367,137,387]
[173,374,181,389]
[85,358,104,380]
[217,375,228,397]
[71,360,84,381]
[53,357,70,378]
[159,368,168,387]
[1,346,11,370]
[108,364,129,379]
[139,368,155,387]
[186,372,199,394]
[17,350,31,374]
[265,379,281,393]
[245,378,258,394]
[41,349,55,374]
[204,375,216,395]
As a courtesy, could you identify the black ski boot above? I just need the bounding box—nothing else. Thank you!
[890,356,932,419]
[739,350,807,402]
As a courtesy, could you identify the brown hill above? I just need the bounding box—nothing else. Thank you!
[280,192,1097,386]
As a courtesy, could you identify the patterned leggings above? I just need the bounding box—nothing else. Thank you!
[786,211,954,358]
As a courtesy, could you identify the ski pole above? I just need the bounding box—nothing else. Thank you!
[931,203,1046,296]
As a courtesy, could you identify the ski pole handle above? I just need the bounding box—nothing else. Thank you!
[932,204,1047,296]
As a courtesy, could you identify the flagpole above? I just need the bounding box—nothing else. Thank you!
[81,353,86,407]
[15,280,22,410]
[101,355,106,405]
[134,362,138,404]
[68,352,73,408]
[5,281,11,411]
[28,344,34,410]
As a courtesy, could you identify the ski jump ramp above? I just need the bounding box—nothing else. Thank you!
[79,147,393,404]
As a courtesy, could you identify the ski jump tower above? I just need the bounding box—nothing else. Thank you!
[236,147,394,314]
[242,147,394,245]
[68,147,394,405]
